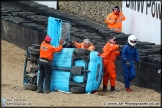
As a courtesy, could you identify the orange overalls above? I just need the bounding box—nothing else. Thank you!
[40,41,63,61]
[105,11,126,32]
[38,41,63,92]
[101,42,120,87]
[73,41,95,50]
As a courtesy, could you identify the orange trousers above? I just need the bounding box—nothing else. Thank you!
[103,60,116,87]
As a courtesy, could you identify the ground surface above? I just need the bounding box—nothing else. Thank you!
[1,39,161,107]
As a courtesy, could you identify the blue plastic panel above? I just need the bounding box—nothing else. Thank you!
[36,16,103,93]
[47,17,62,47]
[49,49,103,93]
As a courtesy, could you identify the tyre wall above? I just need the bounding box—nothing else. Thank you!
[1,20,44,50]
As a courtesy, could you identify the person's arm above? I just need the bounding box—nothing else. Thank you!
[73,41,82,48]
[119,12,126,21]
[115,51,120,56]
[121,45,128,61]
[52,39,64,52]
[105,14,116,24]
[101,44,119,58]
[88,44,95,50]
[52,45,63,52]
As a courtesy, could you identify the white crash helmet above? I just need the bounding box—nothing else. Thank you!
[128,35,137,46]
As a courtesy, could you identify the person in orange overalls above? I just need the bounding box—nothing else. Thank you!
[73,38,95,50]
[37,35,64,93]
[98,36,122,92]
[105,6,126,32]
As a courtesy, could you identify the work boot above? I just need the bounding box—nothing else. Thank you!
[126,88,133,92]
[44,90,50,94]
[37,90,43,93]
[103,85,107,92]
[44,91,50,94]
[110,86,120,92]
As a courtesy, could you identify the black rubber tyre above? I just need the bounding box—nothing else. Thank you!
[152,58,161,64]
[1,13,10,16]
[136,42,155,49]
[96,42,106,47]
[84,35,103,40]
[70,87,85,93]
[22,23,38,30]
[23,83,37,91]
[92,39,107,45]
[36,26,46,32]
[138,53,146,56]
[98,29,114,37]
[73,33,85,39]
[143,45,161,49]
[139,48,161,55]
[137,49,145,53]
[3,17,12,22]
[113,34,130,41]
[139,56,149,62]
[148,56,160,63]
[1,16,12,19]
[104,32,119,40]
[74,48,90,55]
[116,40,127,45]
[28,46,40,55]
[158,60,161,66]
[147,54,161,57]
[13,20,32,26]
[73,38,82,43]
[94,45,103,53]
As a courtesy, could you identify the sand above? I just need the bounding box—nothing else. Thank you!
[1,39,161,107]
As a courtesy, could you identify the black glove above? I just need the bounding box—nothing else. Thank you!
[119,45,123,48]
[125,61,130,66]
[137,62,140,68]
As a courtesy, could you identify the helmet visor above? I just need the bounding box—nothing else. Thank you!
[130,40,136,43]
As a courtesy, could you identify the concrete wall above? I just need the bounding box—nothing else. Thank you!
[122,1,161,45]
[58,1,122,26]
[35,1,57,9]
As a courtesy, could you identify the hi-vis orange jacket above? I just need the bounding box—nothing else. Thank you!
[105,11,126,32]
[101,42,120,61]
[40,41,63,61]
[73,41,95,50]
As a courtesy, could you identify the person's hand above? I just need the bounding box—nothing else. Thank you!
[59,39,64,45]
[115,18,117,22]
[119,45,123,48]
[126,61,130,66]
[98,53,101,56]
[158,69,161,77]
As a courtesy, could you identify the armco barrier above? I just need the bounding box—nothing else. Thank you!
[1,18,161,93]
[1,19,45,50]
